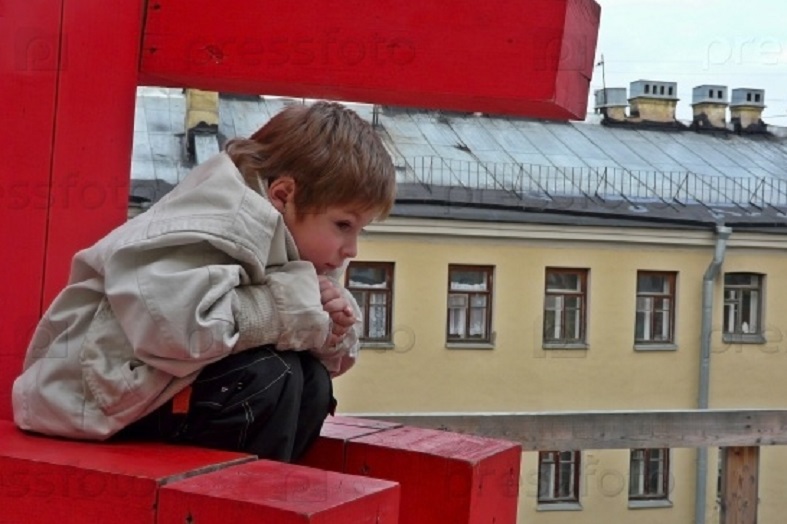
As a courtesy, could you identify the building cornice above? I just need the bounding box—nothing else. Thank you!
[366,217,787,250]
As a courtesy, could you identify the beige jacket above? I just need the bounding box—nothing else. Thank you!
[12,152,360,439]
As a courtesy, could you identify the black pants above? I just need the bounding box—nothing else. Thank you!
[117,346,333,463]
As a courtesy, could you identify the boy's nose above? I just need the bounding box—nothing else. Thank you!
[341,237,358,259]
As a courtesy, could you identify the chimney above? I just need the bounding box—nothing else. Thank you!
[730,88,766,133]
[594,88,628,121]
[691,85,728,130]
[628,80,679,123]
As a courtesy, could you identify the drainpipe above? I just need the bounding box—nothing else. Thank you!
[695,224,731,524]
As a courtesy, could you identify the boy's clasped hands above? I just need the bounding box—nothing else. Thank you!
[318,275,356,348]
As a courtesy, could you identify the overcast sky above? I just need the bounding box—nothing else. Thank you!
[590,0,787,122]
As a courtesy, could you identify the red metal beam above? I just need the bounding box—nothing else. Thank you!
[0,0,600,422]
[0,1,144,420]
[0,0,62,420]
[140,0,600,120]
[42,0,143,307]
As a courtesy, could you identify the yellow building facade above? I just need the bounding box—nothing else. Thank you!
[334,217,787,523]
[133,89,787,523]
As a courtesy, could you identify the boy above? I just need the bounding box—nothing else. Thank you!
[12,101,396,462]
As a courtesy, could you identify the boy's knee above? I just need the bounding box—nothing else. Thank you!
[300,354,332,407]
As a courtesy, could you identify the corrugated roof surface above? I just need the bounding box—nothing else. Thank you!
[131,89,787,225]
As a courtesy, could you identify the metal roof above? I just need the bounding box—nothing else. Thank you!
[131,88,787,228]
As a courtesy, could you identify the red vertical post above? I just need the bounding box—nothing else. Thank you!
[43,0,144,306]
[0,1,144,420]
[0,1,63,420]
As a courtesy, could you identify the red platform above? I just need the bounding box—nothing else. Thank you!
[0,421,253,524]
[301,417,522,524]
[158,459,401,523]
[1,417,522,523]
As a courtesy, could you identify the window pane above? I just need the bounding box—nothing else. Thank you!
[638,274,668,293]
[469,304,487,337]
[723,274,763,335]
[648,451,665,495]
[636,296,652,312]
[547,272,580,291]
[545,295,559,310]
[741,290,758,333]
[559,460,573,498]
[450,270,486,291]
[448,294,468,308]
[539,451,578,502]
[449,311,466,336]
[368,292,388,338]
[564,296,581,310]
[630,450,644,495]
[346,263,394,342]
[635,311,648,340]
[351,290,366,311]
[565,307,580,339]
[725,273,758,286]
[654,309,668,340]
[538,455,555,500]
[348,266,387,288]
[544,310,558,340]
[724,294,737,333]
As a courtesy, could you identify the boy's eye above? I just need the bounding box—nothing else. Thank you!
[336,221,352,232]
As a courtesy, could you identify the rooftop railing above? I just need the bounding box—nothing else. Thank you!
[399,156,787,209]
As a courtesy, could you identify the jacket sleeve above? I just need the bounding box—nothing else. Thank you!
[308,278,362,378]
[103,241,330,378]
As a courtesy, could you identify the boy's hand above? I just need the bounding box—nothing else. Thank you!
[318,276,356,347]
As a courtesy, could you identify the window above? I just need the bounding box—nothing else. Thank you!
[543,268,587,345]
[346,262,394,343]
[635,272,676,345]
[538,451,581,504]
[723,273,764,341]
[629,448,669,501]
[447,265,493,343]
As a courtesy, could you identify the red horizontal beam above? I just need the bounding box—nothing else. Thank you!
[0,421,252,524]
[139,0,600,120]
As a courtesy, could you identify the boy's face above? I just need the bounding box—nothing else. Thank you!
[284,205,377,275]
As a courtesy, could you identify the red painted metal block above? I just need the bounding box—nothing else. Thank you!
[140,0,600,120]
[0,0,63,421]
[329,415,402,430]
[299,417,401,472]
[0,421,253,524]
[345,426,522,524]
[42,0,145,307]
[158,459,401,524]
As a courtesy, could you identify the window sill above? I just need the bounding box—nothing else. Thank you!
[359,341,395,350]
[537,502,582,512]
[629,499,672,509]
[542,342,589,350]
[628,499,673,509]
[722,334,766,345]
[446,342,495,350]
[634,343,678,352]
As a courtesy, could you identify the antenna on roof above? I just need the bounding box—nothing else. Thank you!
[595,54,607,106]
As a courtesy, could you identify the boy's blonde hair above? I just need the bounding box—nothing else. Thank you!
[226,101,396,219]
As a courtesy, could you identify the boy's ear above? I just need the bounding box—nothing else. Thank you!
[268,176,296,213]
